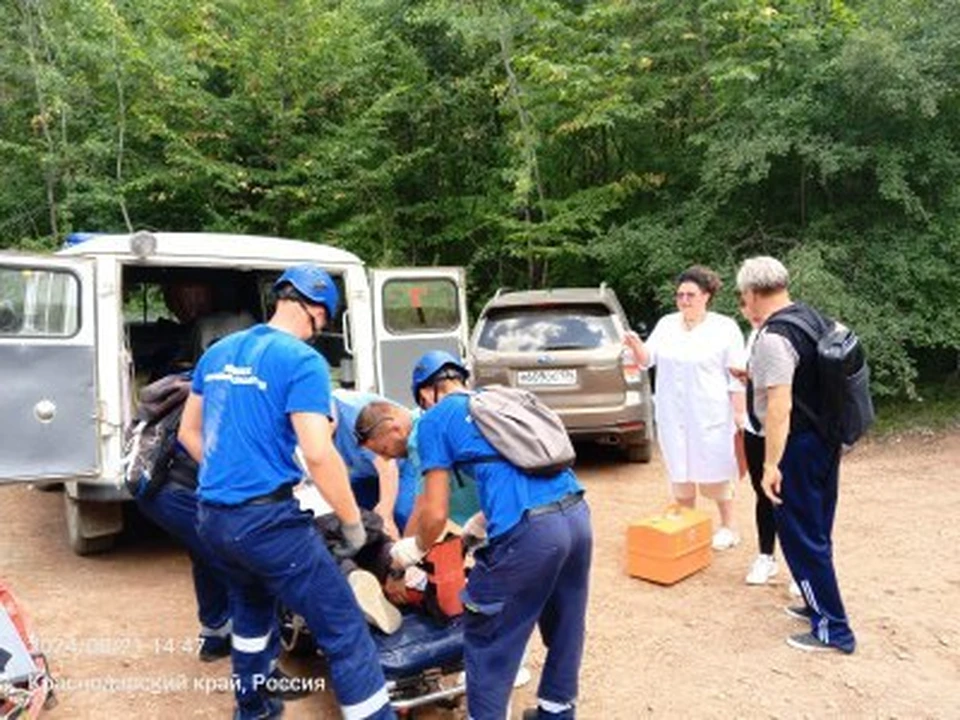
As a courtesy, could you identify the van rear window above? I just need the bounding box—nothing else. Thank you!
[477,305,618,352]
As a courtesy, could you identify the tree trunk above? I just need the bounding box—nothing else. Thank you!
[19,0,60,237]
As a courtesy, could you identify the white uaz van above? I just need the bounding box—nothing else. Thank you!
[0,232,468,554]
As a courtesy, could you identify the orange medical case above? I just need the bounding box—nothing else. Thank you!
[626,505,713,585]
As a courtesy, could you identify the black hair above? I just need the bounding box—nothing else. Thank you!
[355,401,397,444]
[676,265,722,300]
[274,282,319,306]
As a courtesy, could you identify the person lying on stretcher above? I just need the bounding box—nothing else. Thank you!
[295,483,467,636]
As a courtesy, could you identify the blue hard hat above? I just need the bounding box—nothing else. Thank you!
[410,350,469,403]
[273,264,340,318]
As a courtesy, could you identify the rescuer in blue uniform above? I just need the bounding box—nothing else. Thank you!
[331,388,415,536]
[387,351,593,720]
[179,264,394,720]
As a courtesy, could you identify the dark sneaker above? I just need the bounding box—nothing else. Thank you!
[786,632,854,654]
[198,634,231,662]
[266,667,311,701]
[234,695,284,720]
[783,604,814,622]
[522,707,575,720]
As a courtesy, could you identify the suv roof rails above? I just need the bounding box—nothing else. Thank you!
[599,281,608,295]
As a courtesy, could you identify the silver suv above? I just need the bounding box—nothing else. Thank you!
[469,285,653,462]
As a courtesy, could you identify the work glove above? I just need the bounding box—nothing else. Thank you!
[389,537,427,569]
[333,521,367,559]
[461,513,487,553]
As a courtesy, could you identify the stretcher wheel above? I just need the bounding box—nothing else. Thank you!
[278,610,315,657]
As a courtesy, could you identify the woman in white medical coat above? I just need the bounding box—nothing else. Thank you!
[629,266,746,550]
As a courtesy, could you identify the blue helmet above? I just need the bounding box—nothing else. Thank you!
[273,264,340,318]
[410,350,469,404]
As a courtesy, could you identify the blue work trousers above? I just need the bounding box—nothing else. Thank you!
[135,483,231,638]
[463,498,592,720]
[198,498,394,720]
[775,430,856,652]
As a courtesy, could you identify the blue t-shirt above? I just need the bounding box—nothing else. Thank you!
[416,392,583,538]
[332,390,380,484]
[192,324,332,505]
[394,456,418,531]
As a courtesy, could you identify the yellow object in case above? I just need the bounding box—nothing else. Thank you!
[626,505,713,585]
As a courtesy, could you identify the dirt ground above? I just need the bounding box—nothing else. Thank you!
[2,432,959,719]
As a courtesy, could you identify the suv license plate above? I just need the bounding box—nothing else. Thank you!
[517,368,577,386]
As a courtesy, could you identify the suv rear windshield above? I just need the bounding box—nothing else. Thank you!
[476,304,619,352]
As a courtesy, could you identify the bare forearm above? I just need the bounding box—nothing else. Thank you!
[373,456,398,516]
[763,390,792,471]
[625,331,650,368]
[416,510,446,552]
[402,498,422,537]
[730,390,746,428]
[177,393,204,463]
[292,412,361,525]
[415,470,450,551]
[306,451,360,525]
[179,430,203,464]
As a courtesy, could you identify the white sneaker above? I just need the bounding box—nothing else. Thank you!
[513,665,532,688]
[711,527,740,550]
[745,554,779,585]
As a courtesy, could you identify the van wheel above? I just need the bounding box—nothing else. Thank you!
[64,495,118,556]
[34,482,64,492]
[624,442,652,464]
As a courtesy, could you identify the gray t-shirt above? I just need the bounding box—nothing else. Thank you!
[750,330,799,425]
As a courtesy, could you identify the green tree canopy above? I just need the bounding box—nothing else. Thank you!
[2,0,959,396]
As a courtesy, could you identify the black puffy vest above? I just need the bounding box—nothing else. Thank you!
[749,302,830,435]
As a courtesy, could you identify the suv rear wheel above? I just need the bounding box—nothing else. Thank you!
[624,441,652,464]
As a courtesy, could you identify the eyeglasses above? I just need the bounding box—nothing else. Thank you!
[354,416,393,445]
[675,291,700,301]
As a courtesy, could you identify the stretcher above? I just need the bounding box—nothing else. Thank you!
[375,612,465,711]
[288,489,468,712]
[280,609,466,713]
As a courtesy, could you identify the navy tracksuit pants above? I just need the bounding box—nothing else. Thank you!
[198,497,394,720]
[775,430,856,652]
[463,497,592,720]
[135,482,232,641]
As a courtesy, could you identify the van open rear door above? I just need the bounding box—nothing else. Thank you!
[0,254,98,483]
[370,268,469,406]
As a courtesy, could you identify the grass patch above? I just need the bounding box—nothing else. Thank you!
[872,379,960,436]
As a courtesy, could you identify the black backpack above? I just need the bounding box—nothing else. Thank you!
[767,310,875,446]
[466,385,576,476]
[123,373,198,498]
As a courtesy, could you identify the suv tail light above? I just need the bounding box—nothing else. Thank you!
[621,341,642,385]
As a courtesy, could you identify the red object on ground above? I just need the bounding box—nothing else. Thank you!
[0,580,55,718]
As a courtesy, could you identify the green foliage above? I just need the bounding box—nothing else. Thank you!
[872,379,960,436]
[1,0,959,397]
